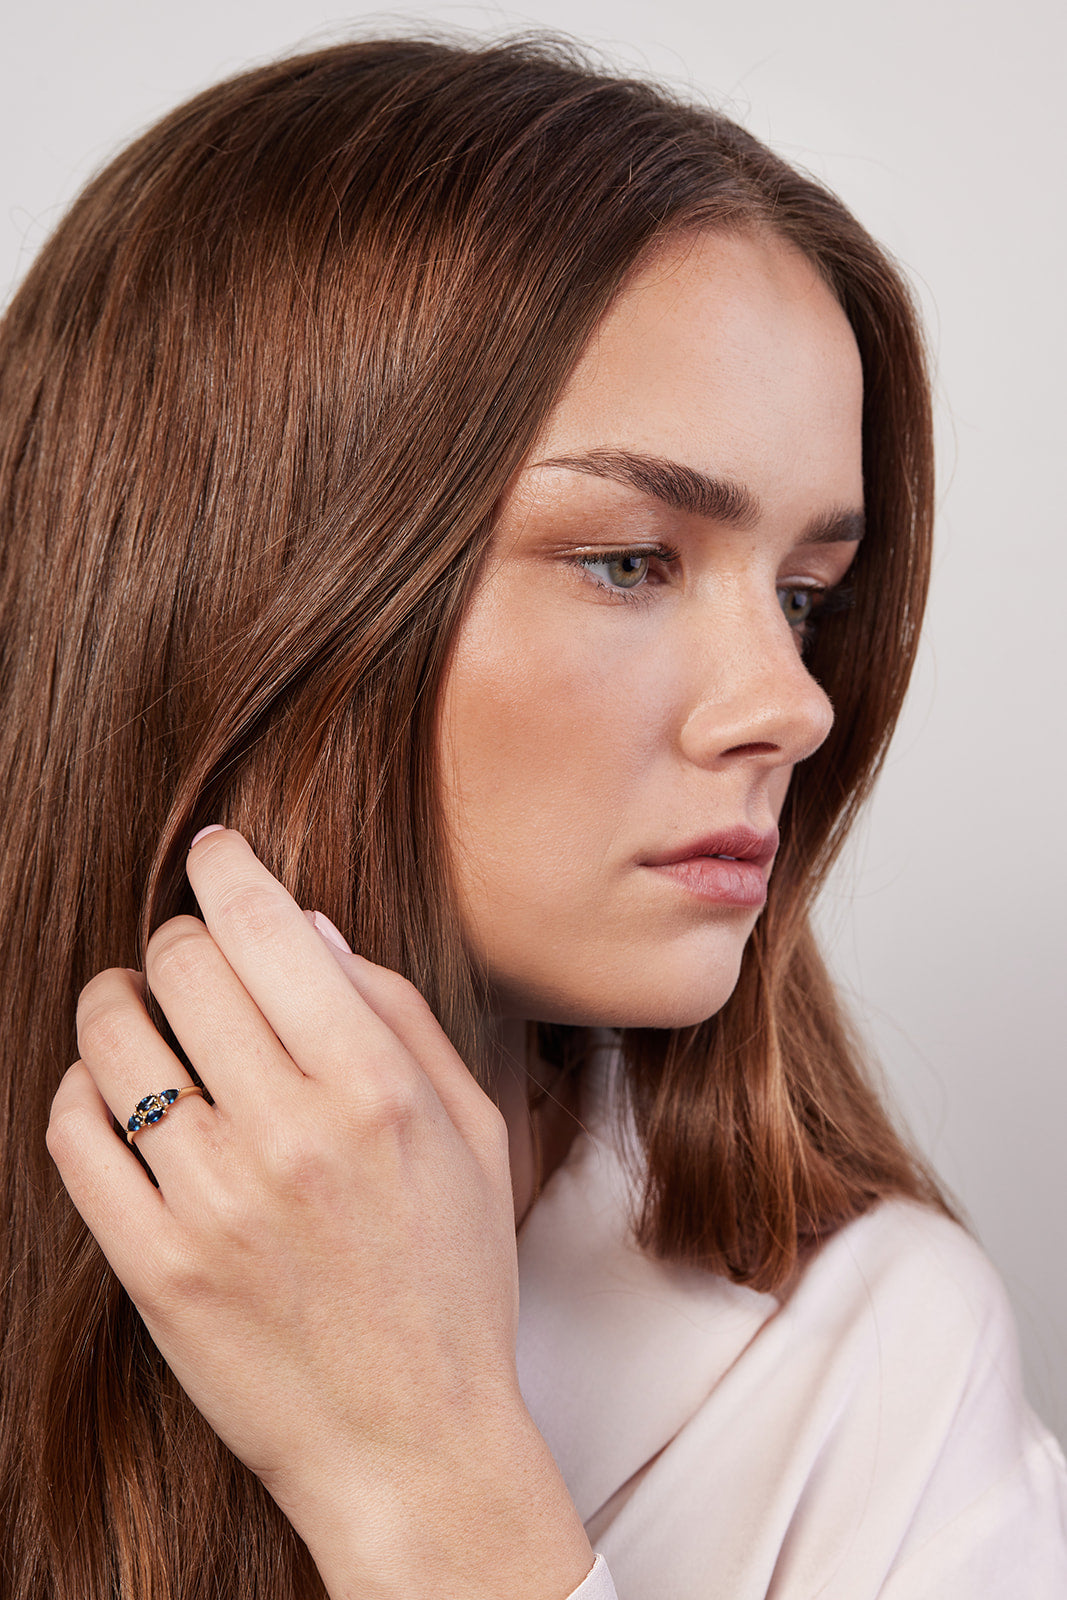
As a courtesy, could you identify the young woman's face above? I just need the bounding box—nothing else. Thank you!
[437,229,864,1028]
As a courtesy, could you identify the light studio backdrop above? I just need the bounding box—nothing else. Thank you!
[4,0,1064,1442]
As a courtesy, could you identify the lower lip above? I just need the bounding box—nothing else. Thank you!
[646,856,768,907]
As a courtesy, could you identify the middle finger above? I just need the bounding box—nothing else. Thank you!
[144,915,304,1109]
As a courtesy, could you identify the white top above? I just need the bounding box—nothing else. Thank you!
[517,1050,1067,1599]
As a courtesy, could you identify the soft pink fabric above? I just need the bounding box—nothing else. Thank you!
[528,1051,1067,1600]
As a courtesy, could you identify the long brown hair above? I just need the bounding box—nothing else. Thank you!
[0,36,946,1598]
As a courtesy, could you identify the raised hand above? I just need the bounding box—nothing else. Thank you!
[47,828,593,1600]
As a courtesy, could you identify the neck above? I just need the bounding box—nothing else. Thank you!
[485,1018,537,1228]
[485,1016,583,1230]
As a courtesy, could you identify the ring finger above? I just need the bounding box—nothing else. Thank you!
[75,964,214,1184]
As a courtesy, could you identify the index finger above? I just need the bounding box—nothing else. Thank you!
[184,829,414,1094]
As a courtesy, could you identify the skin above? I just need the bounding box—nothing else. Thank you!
[443,227,864,1218]
[47,228,864,1599]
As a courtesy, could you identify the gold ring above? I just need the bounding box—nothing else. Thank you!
[126,1085,204,1143]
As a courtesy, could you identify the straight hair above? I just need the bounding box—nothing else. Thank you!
[0,36,947,1598]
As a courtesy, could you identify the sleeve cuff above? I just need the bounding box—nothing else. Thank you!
[567,1552,618,1599]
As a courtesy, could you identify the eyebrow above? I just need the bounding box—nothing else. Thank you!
[531,448,865,544]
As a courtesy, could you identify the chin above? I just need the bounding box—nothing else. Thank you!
[512,966,743,1032]
[586,994,736,1031]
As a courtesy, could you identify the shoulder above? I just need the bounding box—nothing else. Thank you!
[793,1198,1018,1360]
[781,1199,1039,1443]
[777,1200,1067,1584]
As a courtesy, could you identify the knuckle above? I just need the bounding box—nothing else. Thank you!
[199,1177,259,1246]
[380,967,428,1009]
[214,884,288,947]
[144,1234,213,1304]
[366,962,436,1024]
[75,968,119,1022]
[45,1095,91,1164]
[76,984,139,1064]
[145,917,211,989]
[260,1125,333,1199]
[324,1065,426,1148]
[355,1072,423,1136]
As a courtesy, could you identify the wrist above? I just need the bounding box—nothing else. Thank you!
[275,1394,594,1600]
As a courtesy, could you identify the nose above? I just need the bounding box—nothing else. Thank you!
[677,591,835,771]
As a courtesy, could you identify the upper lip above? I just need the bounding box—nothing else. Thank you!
[642,824,780,871]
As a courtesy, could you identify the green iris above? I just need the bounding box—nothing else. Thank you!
[778,586,816,628]
[598,552,650,589]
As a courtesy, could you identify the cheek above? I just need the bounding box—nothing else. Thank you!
[437,587,662,870]
[434,583,778,1027]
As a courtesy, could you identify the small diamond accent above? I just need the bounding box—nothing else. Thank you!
[126,1087,194,1142]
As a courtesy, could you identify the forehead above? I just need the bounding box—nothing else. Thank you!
[530,229,865,514]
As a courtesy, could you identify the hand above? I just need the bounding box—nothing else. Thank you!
[47,829,593,1599]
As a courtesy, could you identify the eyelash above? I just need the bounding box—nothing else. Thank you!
[573,544,856,647]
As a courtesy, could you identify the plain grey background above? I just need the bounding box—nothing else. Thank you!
[4,0,1064,1443]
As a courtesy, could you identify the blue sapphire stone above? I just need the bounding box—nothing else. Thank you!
[161,1089,180,1105]
[127,1112,142,1132]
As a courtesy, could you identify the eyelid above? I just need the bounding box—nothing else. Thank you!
[570,541,679,562]
[780,540,861,584]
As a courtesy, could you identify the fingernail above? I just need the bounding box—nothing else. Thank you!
[190,824,225,848]
[308,909,353,955]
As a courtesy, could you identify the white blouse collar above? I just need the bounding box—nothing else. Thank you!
[516,1043,780,1523]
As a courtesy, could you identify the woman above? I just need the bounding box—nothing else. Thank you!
[0,35,1063,1599]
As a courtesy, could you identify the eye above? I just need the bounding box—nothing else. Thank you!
[573,543,679,599]
[778,585,820,629]
[579,550,653,591]
[777,582,856,647]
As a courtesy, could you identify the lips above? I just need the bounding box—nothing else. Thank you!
[642,825,778,909]
[642,824,780,872]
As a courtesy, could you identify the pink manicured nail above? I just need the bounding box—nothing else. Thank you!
[190,824,225,848]
[309,909,353,955]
